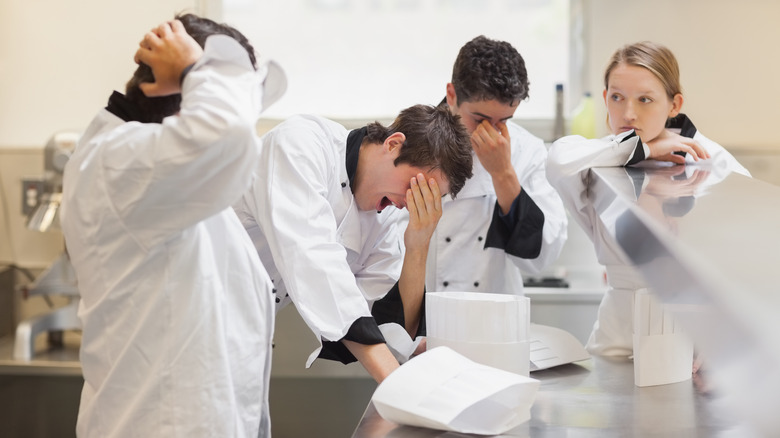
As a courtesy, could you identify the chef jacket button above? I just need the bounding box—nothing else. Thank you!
[443,281,449,287]
[445,237,451,243]
[275,297,281,303]
[477,236,483,242]
[272,288,277,294]
[341,182,347,188]
[473,281,479,287]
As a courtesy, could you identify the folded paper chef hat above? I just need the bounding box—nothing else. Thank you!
[426,291,531,376]
[372,346,540,435]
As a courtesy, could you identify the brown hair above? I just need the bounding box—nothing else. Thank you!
[364,105,473,197]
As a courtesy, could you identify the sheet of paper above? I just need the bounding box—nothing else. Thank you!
[372,346,540,435]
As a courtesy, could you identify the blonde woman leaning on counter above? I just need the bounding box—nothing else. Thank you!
[546,41,750,358]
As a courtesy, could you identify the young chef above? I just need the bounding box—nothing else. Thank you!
[546,41,750,357]
[233,104,473,382]
[60,15,283,437]
[412,35,567,295]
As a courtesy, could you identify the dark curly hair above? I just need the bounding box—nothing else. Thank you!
[124,13,257,123]
[364,105,473,198]
[451,35,529,106]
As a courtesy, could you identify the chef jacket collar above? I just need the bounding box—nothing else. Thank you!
[666,113,697,138]
[345,126,367,191]
[106,91,147,123]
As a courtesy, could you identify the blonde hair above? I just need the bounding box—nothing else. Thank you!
[604,41,682,100]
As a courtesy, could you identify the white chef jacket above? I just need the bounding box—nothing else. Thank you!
[547,114,751,355]
[422,121,568,294]
[61,36,276,437]
[233,115,403,367]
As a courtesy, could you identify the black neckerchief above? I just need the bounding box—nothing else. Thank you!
[666,113,697,158]
[345,127,367,191]
[666,113,697,138]
[105,91,146,123]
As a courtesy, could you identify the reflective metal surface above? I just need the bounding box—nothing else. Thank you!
[355,163,778,437]
[0,333,81,377]
[352,356,746,437]
[588,165,780,436]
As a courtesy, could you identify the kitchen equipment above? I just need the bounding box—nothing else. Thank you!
[15,132,81,360]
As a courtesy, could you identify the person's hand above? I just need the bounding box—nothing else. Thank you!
[134,20,203,97]
[471,120,513,177]
[412,337,427,357]
[645,167,710,198]
[645,129,710,164]
[404,173,442,250]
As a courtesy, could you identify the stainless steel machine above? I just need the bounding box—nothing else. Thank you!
[14,132,81,361]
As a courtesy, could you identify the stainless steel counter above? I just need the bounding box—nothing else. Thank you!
[0,332,81,377]
[587,165,780,435]
[0,334,82,438]
[352,356,746,437]
[355,163,779,437]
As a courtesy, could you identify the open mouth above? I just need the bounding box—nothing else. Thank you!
[377,196,393,212]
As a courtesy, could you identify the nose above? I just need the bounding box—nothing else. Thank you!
[623,101,637,122]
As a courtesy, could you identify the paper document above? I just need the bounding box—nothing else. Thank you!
[371,346,540,435]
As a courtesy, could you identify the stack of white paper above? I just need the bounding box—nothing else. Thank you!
[372,346,540,435]
[426,291,531,376]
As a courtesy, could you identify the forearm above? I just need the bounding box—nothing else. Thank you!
[491,168,522,215]
[397,244,428,337]
[343,340,400,383]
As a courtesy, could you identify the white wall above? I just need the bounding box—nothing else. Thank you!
[581,0,780,151]
[2,0,779,268]
[0,0,202,267]
[0,0,202,148]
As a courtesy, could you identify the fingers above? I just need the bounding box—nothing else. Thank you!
[407,174,441,225]
[132,19,202,97]
[649,132,711,163]
[688,139,710,160]
[135,31,158,64]
[471,121,507,159]
[660,153,687,165]
[497,121,510,140]
[473,120,501,143]
[405,188,417,219]
[169,19,185,34]
[135,20,186,63]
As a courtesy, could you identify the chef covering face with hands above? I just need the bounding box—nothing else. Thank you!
[234,104,473,382]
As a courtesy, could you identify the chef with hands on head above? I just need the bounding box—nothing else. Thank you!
[60,14,283,438]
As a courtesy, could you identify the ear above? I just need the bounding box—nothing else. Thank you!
[602,89,608,105]
[384,132,406,156]
[446,83,458,107]
[669,93,683,118]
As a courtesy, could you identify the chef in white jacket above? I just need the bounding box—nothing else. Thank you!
[233,104,473,382]
[547,41,750,356]
[60,15,284,437]
[415,36,567,295]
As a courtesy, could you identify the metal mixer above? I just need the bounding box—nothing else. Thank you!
[14,132,81,360]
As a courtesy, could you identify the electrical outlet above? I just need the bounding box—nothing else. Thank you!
[21,178,45,216]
